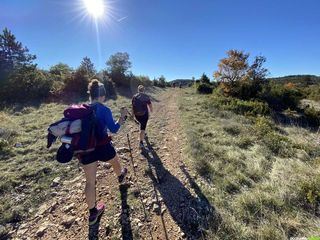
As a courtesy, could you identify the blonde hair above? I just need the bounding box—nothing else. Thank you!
[88,79,106,100]
[138,85,145,93]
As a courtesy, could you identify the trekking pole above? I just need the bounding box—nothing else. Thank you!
[125,109,140,125]
[126,133,149,222]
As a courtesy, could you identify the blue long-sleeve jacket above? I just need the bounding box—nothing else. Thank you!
[92,102,120,136]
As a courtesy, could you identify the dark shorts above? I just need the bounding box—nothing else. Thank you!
[80,142,116,165]
[135,113,149,130]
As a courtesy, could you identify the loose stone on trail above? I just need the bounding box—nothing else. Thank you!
[36,225,47,237]
[117,147,131,154]
[51,177,61,187]
[61,216,76,228]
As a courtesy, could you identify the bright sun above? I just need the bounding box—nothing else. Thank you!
[83,0,105,18]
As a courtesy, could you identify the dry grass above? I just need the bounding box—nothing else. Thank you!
[178,88,320,239]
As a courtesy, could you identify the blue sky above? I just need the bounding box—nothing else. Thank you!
[1,0,320,80]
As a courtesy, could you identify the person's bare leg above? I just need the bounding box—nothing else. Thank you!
[140,130,145,142]
[108,155,122,176]
[82,161,98,209]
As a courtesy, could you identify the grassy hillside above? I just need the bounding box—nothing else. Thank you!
[178,88,320,239]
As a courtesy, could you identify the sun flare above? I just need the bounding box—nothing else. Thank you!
[83,0,105,18]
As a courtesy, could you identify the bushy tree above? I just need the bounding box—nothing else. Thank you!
[49,63,73,78]
[49,62,89,99]
[247,55,268,81]
[63,68,89,98]
[106,52,131,86]
[48,63,73,98]
[214,50,268,99]
[214,50,249,86]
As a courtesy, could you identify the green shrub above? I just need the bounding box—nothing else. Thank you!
[259,82,303,110]
[204,96,270,116]
[197,83,213,94]
[196,157,214,179]
[228,99,270,116]
[0,123,16,155]
[128,74,153,91]
[49,80,65,98]
[299,175,320,211]
[233,190,284,223]
[264,133,291,156]
[0,225,9,239]
[254,116,275,135]
[101,78,116,98]
[0,138,9,153]
[0,67,52,102]
[269,157,320,214]
[255,223,286,240]
[305,85,320,101]
[223,178,240,194]
[254,117,293,156]
[3,206,25,223]
[63,69,89,98]
[223,125,241,136]
[304,106,320,125]
[230,79,263,100]
[236,136,254,149]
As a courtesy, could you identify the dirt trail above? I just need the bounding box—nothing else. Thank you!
[11,89,215,240]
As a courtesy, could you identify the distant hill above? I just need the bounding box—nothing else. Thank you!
[170,79,193,86]
[170,75,320,87]
[268,75,320,87]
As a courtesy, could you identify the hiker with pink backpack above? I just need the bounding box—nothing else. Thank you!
[47,79,128,226]
[82,79,129,225]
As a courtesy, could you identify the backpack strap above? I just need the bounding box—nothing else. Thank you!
[66,122,71,135]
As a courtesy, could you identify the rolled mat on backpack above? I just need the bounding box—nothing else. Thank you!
[48,119,82,137]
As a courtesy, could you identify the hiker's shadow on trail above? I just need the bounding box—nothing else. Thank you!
[119,183,133,240]
[142,137,221,239]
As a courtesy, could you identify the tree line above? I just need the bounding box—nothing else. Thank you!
[0,28,169,104]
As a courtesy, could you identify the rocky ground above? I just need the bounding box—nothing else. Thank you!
[10,89,216,240]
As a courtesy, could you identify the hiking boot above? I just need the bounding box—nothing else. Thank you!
[89,202,105,225]
[118,167,128,184]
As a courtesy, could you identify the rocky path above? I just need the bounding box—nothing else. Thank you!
[11,89,216,240]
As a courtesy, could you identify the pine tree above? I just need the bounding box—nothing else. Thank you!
[0,28,36,80]
[79,56,96,78]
